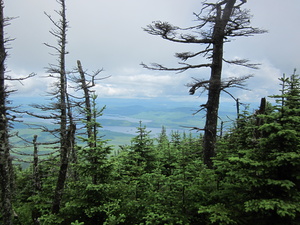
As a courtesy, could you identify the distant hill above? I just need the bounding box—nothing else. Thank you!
[10,96,243,151]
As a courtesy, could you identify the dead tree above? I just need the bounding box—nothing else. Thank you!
[73,60,110,142]
[32,135,41,225]
[75,60,101,147]
[12,133,61,225]
[26,0,74,214]
[70,60,110,184]
[0,2,12,223]
[0,1,35,224]
[43,0,75,214]
[142,0,266,168]
[254,97,266,139]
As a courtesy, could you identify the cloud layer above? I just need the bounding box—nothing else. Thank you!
[4,0,300,103]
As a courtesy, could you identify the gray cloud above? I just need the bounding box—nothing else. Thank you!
[4,0,300,103]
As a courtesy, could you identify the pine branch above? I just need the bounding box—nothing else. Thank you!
[175,48,213,61]
[221,75,253,90]
[223,58,260,69]
[141,62,211,73]
[187,78,210,95]
[143,21,213,44]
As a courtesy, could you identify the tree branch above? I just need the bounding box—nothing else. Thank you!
[223,58,260,69]
[221,75,253,90]
[141,62,211,73]
[175,48,213,61]
[143,21,213,44]
[187,78,211,95]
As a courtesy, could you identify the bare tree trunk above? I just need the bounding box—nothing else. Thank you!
[0,1,12,224]
[77,60,92,143]
[254,97,266,139]
[142,0,265,168]
[52,124,75,214]
[51,0,72,214]
[33,135,41,192]
[203,0,236,168]
[31,135,41,225]
[77,60,98,184]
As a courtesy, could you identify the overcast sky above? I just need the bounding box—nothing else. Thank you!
[4,0,300,104]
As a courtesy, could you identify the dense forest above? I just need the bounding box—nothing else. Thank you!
[1,0,300,224]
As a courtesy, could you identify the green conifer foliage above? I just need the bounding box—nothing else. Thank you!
[61,95,113,224]
[77,95,112,185]
[208,71,300,224]
[130,121,156,174]
[246,71,300,223]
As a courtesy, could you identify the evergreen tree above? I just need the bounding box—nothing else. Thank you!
[203,71,300,224]
[76,95,111,184]
[44,95,113,224]
[130,121,156,174]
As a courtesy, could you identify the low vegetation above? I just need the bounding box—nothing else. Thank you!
[3,71,300,224]
[1,0,299,224]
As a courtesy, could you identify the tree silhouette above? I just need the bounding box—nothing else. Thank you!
[33,0,74,214]
[0,2,12,223]
[0,1,34,224]
[142,0,266,168]
[43,0,76,214]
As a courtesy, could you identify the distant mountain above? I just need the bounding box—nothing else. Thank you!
[10,96,247,148]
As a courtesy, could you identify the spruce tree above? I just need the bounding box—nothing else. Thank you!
[206,71,300,224]
[129,121,156,174]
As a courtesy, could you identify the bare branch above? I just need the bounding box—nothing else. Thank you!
[141,62,211,73]
[44,42,62,54]
[221,75,253,90]
[181,125,205,132]
[223,58,260,69]
[187,78,210,95]
[142,0,266,168]
[225,8,267,39]
[5,72,36,81]
[222,89,238,101]
[175,48,213,61]
[143,21,213,44]
[44,12,63,32]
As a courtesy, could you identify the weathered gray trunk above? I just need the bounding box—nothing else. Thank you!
[32,135,41,225]
[0,2,12,225]
[0,1,12,224]
[77,60,98,184]
[77,60,92,142]
[52,0,71,214]
[52,124,75,214]
[203,0,236,168]
[33,135,41,192]
[143,0,264,168]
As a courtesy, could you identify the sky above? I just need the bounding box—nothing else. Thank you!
[4,0,300,105]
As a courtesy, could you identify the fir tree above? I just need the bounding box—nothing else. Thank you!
[206,70,300,224]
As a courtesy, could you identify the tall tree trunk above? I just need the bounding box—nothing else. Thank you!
[51,0,71,214]
[77,60,92,143]
[32,135,41,225]
[254,97,266,139]
[143,0,264,168]
[77,60,98,184]
[52,124,75,214]
[203,0,236,168]
[0,1,12,224]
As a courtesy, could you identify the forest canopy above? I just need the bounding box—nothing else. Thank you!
[1,0,300,225]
